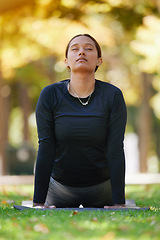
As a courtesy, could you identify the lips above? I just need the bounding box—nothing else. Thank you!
[76,57,87,62]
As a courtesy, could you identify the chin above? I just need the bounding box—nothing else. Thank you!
[72,66,94,73]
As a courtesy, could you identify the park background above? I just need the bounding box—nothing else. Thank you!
[0,0,160,178]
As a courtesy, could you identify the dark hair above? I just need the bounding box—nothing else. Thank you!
[65,34,102,72]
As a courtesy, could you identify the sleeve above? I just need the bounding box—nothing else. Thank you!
[106,89,127,205]
[33,88,56,204]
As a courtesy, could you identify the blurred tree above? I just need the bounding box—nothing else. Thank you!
[0,0,34,14]
[137,73,153,172]
[0,0,160,174]
[131,14,160,171]
[0,79,11,174]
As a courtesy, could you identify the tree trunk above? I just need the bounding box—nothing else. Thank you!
[0,79,10,175]
[138,73,153,172]
[18,82,31,142]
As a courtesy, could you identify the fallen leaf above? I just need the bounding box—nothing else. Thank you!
[34,223,49,234]
[1,200,9,205]
[72,210,79,215]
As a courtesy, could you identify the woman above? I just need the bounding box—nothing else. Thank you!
[33,34,127,209]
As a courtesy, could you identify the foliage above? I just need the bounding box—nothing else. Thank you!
[1,0,159,104]
[131,15,160,119]
[1,0,160,171]
[0,0,159,109]
[0,184,160,240]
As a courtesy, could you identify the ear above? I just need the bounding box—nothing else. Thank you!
[96,57,102,67]
[65,58,71,71]
[65,58,69,68]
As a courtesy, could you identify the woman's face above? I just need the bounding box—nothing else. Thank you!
[65,36,102,73]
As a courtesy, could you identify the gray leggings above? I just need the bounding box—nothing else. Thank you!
[45,178,113,208]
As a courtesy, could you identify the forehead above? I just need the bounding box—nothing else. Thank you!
[69,36,96,47]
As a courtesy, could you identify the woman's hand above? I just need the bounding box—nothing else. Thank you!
[33,203,56,209]
[104,204,126,209]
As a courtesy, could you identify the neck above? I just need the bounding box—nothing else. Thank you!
[69,72,95,98]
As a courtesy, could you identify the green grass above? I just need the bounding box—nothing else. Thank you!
[0,185,160,240]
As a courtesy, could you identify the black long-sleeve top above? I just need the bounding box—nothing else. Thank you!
[33,79,127,205]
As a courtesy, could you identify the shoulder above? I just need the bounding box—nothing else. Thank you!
[37,80,68,108]
[39,80,68,103]
[96,80,123,98]
[96,80,126,110]
[40,79,68,96]
[96,80,121,91]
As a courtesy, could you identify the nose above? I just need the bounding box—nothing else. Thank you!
[79,48,85,56]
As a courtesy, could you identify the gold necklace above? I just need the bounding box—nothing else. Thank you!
[69,83,94,106]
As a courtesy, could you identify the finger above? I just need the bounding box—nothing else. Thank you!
[48,205,56,209]
[44,205,56,209]
[33,205,45,209]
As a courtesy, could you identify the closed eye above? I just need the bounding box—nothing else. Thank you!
[72,48,79,51]
[86,48,93,50]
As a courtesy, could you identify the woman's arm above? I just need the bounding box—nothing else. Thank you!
[106,89,127,205]
[33,87,56,205]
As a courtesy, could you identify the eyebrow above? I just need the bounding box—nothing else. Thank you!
[70,43,95,48]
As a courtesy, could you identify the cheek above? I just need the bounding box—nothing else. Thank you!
[88,51,98,59]
[68,49,77,57]
[89,55,98,65]
[67,53,76,64]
